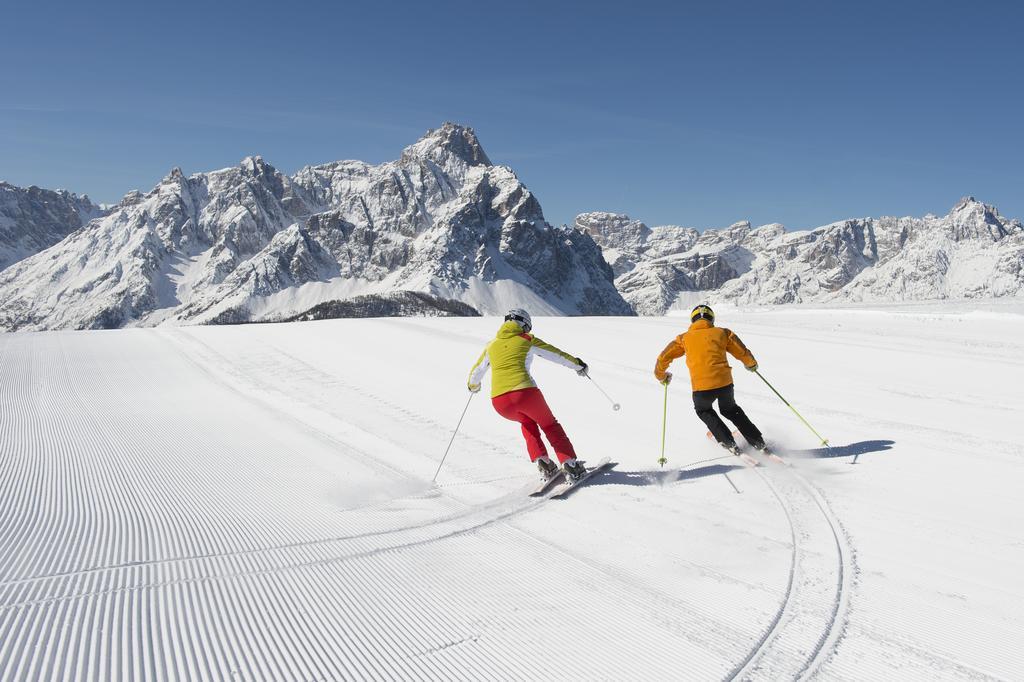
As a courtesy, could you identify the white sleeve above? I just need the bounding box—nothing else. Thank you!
[468,346,491,386]
[530,337,583,371]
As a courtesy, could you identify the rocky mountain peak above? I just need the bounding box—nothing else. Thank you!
[119,190,144,208]
[952,195,979,210]
[575,212,651,244]
[575,212,701,279]
[238,155,284,183]
[722,221,752,240]
[947,195,1018,242]
[401,123,491,175]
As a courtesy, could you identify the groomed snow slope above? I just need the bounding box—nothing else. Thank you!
[1,305,1022,680]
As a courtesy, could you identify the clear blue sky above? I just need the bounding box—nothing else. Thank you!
[2,0,1021,230]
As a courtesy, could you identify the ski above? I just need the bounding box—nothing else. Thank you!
[759,447,790,467]
[707,431,759,467]
[549,457,613,499]
[529,471,565,497]
[728,434,789,466]
[732,449,760,468]
[703,430,787,466]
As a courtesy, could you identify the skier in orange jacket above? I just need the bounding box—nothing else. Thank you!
[653,304,766,454]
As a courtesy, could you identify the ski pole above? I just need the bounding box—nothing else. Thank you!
[658,381,669,467]
[432,392,475,482]
[586,373,621,411]
[754,370,829,446]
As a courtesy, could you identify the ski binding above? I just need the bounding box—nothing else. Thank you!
[549,457,613,499]
[529,470,565,497]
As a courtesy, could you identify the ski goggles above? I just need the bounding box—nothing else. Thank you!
[691,305,714,323]
[504,313,531,332]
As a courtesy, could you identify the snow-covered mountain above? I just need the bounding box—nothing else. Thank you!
[0,182,106,272]
[0,124,630,331]
[578,198,1024,314]
[7,125,1021,330]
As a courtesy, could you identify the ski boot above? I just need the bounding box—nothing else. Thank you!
[561,458,587,483]
[720,441,743,457]
[536,456,559,480]
[750,440,786,465]
[722,441,759,467]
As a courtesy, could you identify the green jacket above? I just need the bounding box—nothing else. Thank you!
[468,321,583,398]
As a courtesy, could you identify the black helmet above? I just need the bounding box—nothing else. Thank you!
[690,304,715,324]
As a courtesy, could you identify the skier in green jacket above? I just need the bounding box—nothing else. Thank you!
[468,308,589,481]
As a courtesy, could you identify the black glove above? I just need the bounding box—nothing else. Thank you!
[660,372,672,385]
[575,358,589,377]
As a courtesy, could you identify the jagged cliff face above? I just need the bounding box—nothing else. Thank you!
[573,212,700,278]
[0,183,106,272]
[0,124,631,331]
[578,197,1024,314]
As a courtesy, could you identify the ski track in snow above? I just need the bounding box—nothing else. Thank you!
[0,329,757,680]
[389,320,860,680]
[1,310,1021,680]
[727,466,855,681]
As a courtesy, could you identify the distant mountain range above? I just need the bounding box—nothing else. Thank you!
[1,123,1021,331]
[578,197,1023,314]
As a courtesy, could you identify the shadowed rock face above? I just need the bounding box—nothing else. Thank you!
[0,123,632,332]
[580,198,1024,314]
[0,183,107,271]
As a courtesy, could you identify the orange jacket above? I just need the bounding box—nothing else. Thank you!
[654,319,757,391]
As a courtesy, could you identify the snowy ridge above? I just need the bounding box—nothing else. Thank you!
[0,182,106,272]
[0,124,630,332]
[578,197,1024,314]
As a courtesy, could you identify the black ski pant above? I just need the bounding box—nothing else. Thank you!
[692,384,763,448]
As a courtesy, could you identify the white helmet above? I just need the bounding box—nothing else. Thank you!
[504,308,532,333]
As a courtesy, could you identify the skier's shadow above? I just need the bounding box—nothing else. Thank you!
[584,463,744,488]
[584,441,895,489]
[786,440,895,461]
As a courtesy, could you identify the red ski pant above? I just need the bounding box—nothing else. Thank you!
[491,387,577,464]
